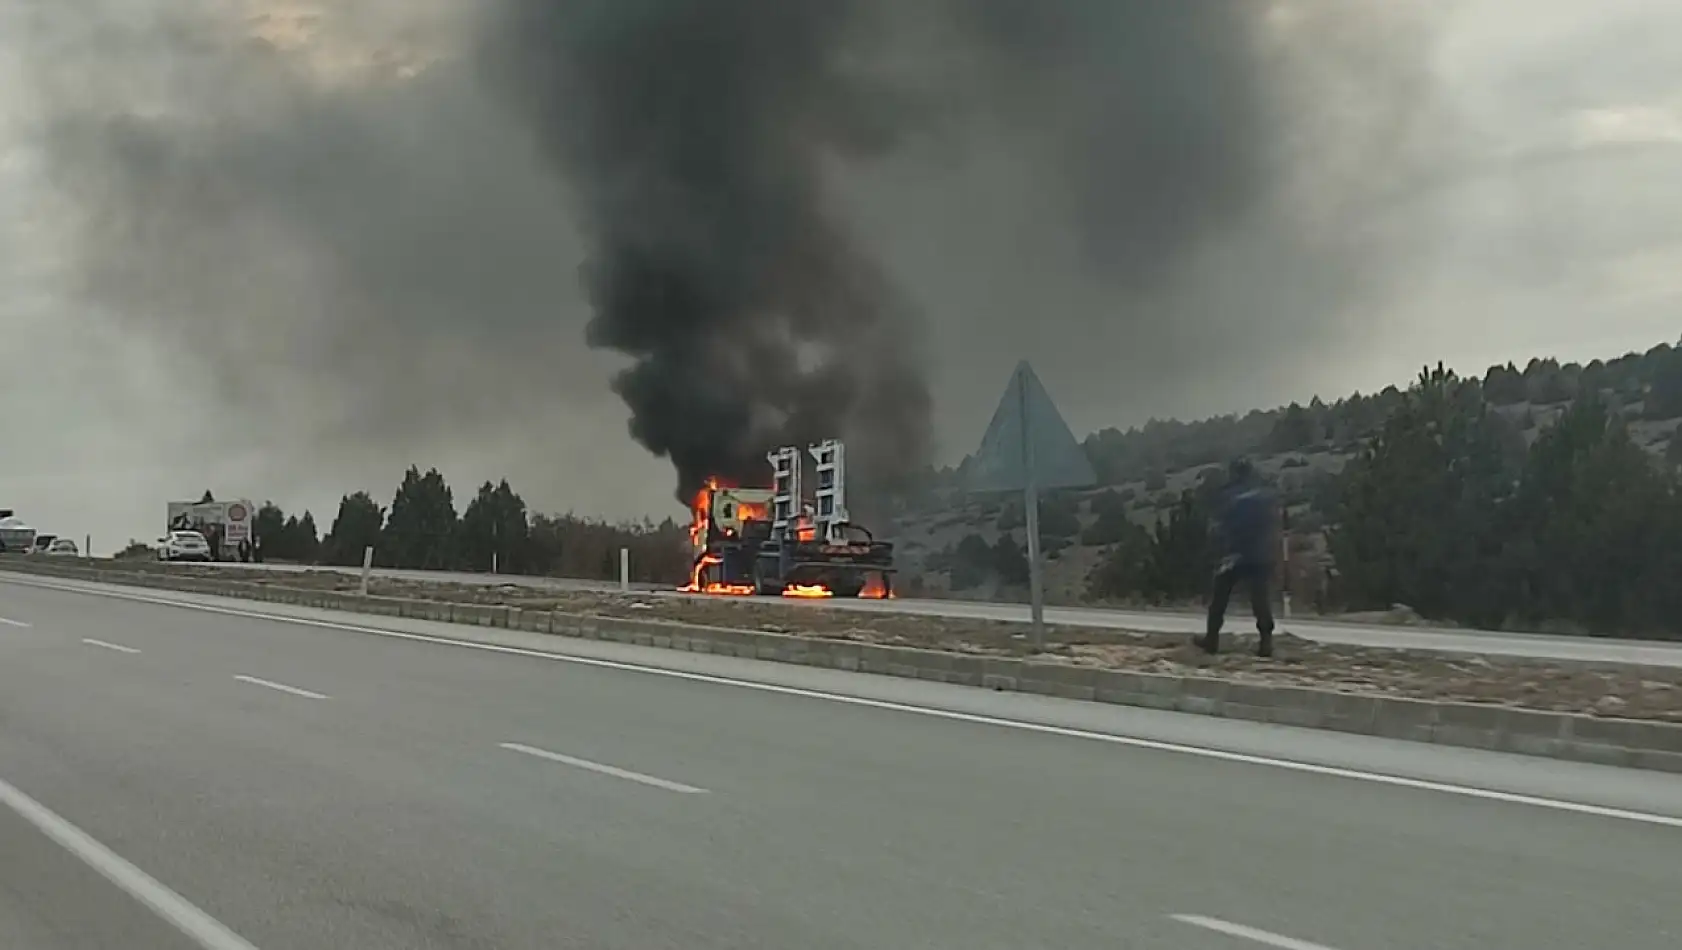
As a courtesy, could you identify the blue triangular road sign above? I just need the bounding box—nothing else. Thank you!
[964,361,1096,493]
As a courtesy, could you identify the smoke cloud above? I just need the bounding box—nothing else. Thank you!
[941,2,1279,285]
[12,0,1441,507]
[482,0,933,498]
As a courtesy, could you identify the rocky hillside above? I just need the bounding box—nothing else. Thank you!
[889,341,1682,610]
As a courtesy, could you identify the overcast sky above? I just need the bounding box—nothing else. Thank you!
[3,0,1681,553]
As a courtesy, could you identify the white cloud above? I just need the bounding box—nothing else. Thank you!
[1570,104,1682,147]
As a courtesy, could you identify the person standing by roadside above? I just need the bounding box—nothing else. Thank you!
[1196,457,1280,657]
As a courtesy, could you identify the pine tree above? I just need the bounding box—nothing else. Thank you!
[253,502,286,553]
[1084,517,1153,600]
[1266,403,1316,452]
[459,480,532,573]
[322,492,384,566]
[1142,488,1214,602]
[1329,365,1515,626]
[1506,396,1682,633]
[381,467,457,569]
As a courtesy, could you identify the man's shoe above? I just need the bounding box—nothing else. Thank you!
[1191,634,1219,655]
[1257,633,1274,658]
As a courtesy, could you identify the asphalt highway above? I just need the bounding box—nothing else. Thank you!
[197,560,1682,668]
[2,573,1680,949]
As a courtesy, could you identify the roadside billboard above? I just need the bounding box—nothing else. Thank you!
[166,499,256,559]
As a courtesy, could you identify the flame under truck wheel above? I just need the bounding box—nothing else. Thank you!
[692,555,716,588]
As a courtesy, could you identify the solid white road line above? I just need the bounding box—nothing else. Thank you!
[232,675,328,700]
[0,614,31,627]
[1171,915,1342,950]
[500,742,709,794]
[8,575,1682,830]
[0,775,261,950]
[82,638,141,654]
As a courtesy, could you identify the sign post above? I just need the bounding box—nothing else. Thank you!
[619,547,631,592]
[1017,370,1047,634]
[1280,534,1293,619]
[360,545,374,597]
[964,361,1096,650]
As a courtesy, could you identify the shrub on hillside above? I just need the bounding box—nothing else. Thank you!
[1036,501,1080,540]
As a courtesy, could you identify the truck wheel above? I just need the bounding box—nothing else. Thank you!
[830,580,865,598]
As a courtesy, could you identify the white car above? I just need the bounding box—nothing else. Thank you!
[158,531,212,562]
[44,538,79,557]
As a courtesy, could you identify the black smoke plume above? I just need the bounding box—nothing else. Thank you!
[21,0,1438,507]
[480,0,1433,499]
[482,0,933,499]
[947,1,1278,285]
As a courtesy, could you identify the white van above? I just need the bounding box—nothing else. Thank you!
[0,516,36,554]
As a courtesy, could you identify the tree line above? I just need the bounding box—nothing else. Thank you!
[237,466,690,584]
[1085,362,1682,639]
[906,340,1682,496]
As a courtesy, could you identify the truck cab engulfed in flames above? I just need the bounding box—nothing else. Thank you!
[682,440,894,599]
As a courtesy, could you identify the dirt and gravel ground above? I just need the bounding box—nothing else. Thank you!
[22,560,1682,722]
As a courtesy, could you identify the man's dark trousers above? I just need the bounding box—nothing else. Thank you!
[1204,559,1276,655]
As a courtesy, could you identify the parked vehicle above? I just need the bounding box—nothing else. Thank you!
[44,538,79,557]
[0,516,37,554]
[158,531,212,562]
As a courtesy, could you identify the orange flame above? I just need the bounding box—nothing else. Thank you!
[686,477,770,550]
[782,584,832,599]
[860,573,894,599]
[687,478,718,549]
[680,480,762,596]
[679,553,755,596]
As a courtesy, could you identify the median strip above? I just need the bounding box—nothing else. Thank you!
[499,742,709,794]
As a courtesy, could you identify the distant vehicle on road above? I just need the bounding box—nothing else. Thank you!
[158,531,212,562]
[0,516,33,554]
[43,538,79,557]
[0,517,33,554]
[30,533,59,554]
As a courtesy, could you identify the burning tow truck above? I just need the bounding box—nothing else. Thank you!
[682,439,895,599]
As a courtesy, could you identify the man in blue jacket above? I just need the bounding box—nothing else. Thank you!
[1196,457,1279,657]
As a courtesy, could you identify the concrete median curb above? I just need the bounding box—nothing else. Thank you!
[6,560,1681,774]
